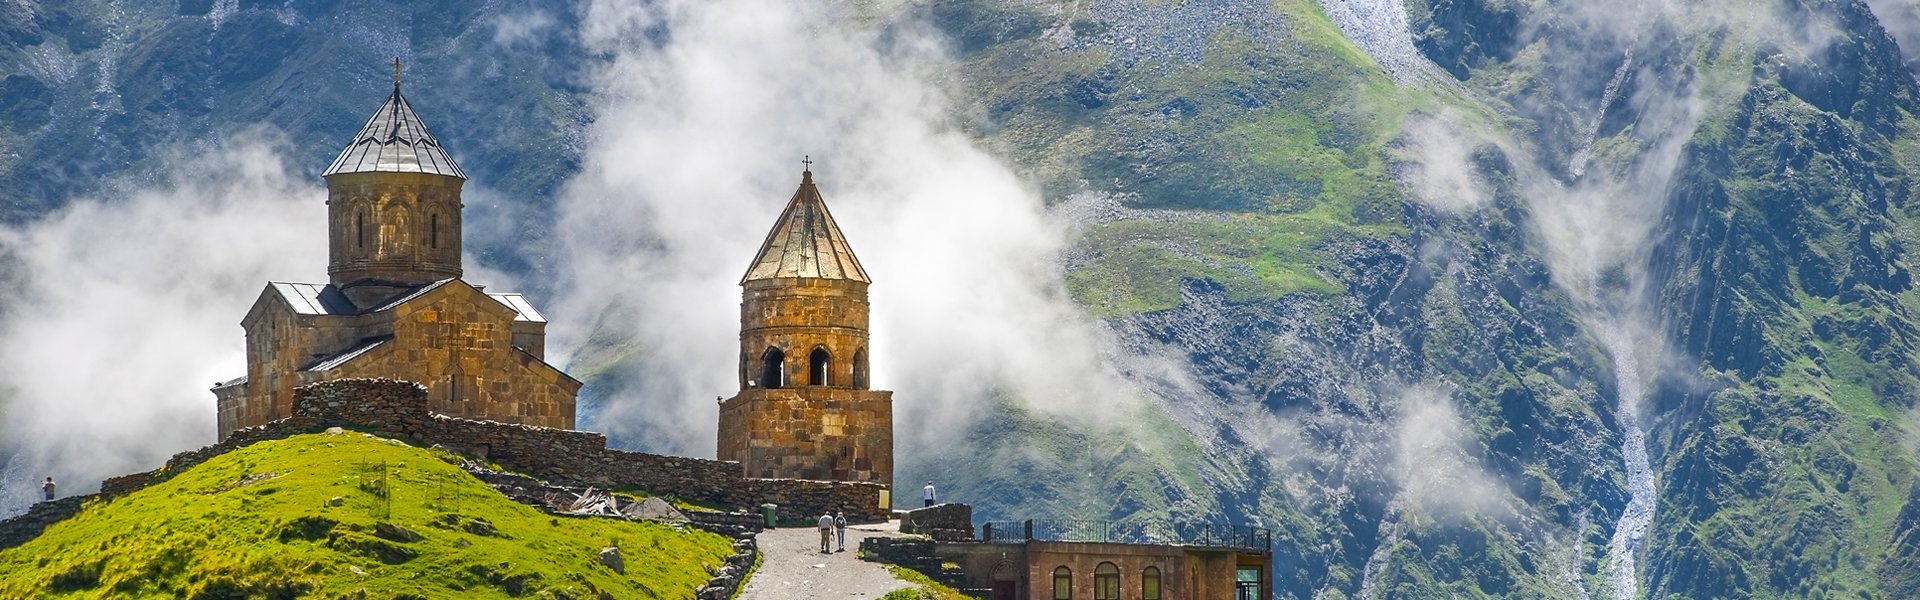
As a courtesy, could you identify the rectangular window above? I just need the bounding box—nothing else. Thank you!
[1235,567,1262,600]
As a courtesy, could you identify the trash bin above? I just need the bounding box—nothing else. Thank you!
[760,504,778,528]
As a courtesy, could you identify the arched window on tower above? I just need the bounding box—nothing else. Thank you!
[430,213,439,249]
[760,347,786,389]
[1094,562,1119,600]
[808,347,831,386]
[852,349,869,389]
[356,210,367,248]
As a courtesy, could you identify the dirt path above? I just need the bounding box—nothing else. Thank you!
[738,521,914,599]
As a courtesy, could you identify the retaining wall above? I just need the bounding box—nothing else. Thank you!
[3,378,886,550]
[289,379,888,521]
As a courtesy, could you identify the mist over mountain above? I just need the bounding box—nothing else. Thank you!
[3,0,1919,597]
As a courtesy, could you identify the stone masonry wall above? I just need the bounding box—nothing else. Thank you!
[717,387,893,485]
[225,281,580,442]
[1,378,882,548]
[293,379,888,521]
[0,496,93,551]
[901,503,974,541]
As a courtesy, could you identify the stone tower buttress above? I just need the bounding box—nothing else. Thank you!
[718,169,894,488]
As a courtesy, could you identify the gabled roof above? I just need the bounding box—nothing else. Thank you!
[488,293,547,323]
[364,278,458,313]
[265,279,545,322]
[301,336,393,372]
[323,84,467,179]
[269,282,359,315]
[741,170,870,284]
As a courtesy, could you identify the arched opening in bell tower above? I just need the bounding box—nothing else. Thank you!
[760,347,786,389]
[808,347,831,386]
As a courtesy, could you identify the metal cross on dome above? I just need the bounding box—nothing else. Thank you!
[802,155,812,171]
[392,58,403,88]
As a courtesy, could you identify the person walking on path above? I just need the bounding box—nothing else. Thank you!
[834,510,848,552]
[923,481,937,507]
[816,511,835,554]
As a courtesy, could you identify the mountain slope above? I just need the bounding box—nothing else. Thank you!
[0,432,732,598]
[900,0,1920,598]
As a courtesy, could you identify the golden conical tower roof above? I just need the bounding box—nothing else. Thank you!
[323,66,466,179]
[741,169,871,284]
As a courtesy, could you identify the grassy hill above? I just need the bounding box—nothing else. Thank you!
[0,432,733,599]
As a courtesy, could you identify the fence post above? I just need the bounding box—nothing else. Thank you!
[1024,519,1034,540]
[983,523,993,541]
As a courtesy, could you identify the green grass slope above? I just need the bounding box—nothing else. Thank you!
[0,432,733,599]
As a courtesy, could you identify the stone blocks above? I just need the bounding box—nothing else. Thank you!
[717,387,893,485]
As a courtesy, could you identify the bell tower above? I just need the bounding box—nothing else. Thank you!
[323,59,467,307]
[718,167,894,488]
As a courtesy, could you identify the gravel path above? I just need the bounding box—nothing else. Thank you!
[738,521,915,599]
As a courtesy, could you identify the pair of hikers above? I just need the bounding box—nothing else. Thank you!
[817,510,848,553]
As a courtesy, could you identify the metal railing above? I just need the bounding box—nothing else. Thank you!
[979,518,1271,553]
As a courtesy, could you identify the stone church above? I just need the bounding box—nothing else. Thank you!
[212,75,579,441]
[716,168,895,488]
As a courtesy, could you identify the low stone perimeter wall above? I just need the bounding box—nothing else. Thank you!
[901,503,974,541]
[301,379,888,521]
[0,378,883,550]
[0,495,94,550]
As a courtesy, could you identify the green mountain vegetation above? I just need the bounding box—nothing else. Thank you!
[0,432,732,599]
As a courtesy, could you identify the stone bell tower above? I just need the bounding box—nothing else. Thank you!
[323,61,466,307]
[717,167,894,488]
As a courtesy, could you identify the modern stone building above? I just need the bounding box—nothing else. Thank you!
[716,168,894,489]
[947,535,1272,600]
[212,74,579,441]
[878,512,1274,600]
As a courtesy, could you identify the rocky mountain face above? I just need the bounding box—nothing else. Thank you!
[3,0,1919,598]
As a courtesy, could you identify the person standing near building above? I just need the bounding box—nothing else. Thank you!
[817,511,836,554]
[41,477,55,501]
[835,510,848,552]
[923,481,937,507]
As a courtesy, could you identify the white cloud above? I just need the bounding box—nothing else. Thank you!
[0,131,324,512]
[553,0,1139,458]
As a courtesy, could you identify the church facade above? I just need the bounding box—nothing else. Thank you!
[212,75,579,441]
[716,169,895,488]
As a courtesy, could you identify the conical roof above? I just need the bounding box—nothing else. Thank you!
[323,83,466,179]
[741,170,871,284]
